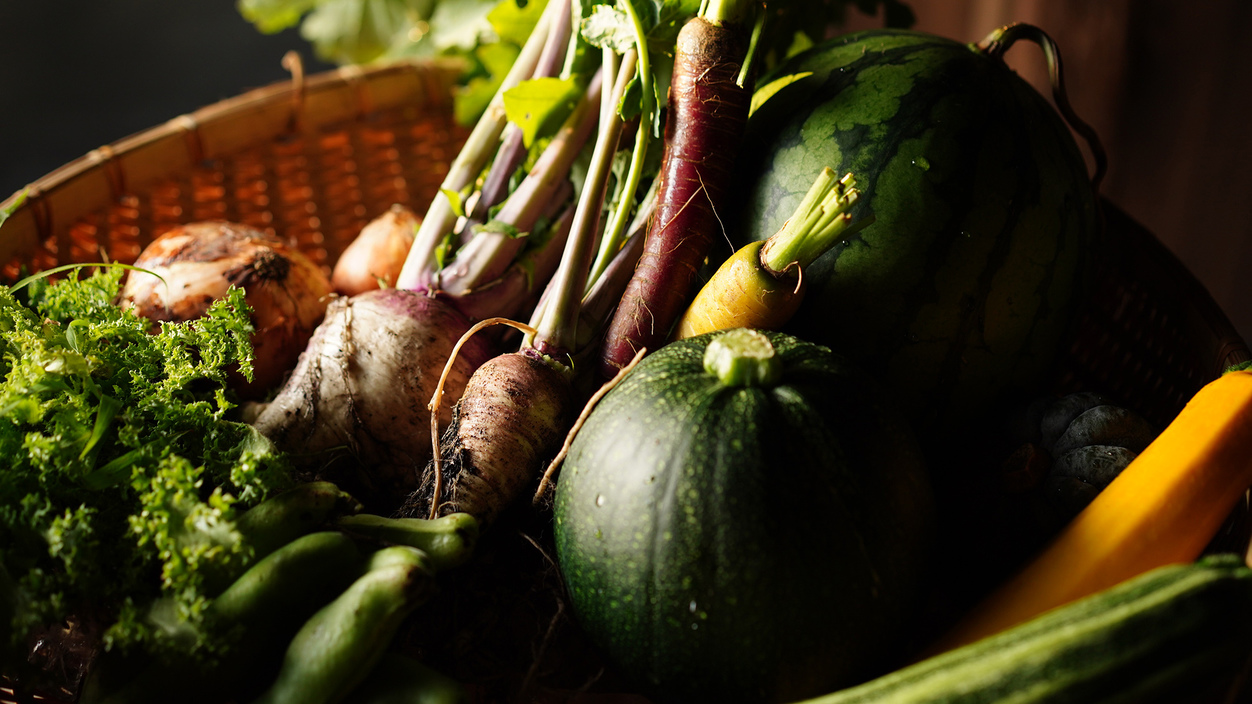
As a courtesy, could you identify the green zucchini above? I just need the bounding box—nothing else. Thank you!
[796,555,1252,704]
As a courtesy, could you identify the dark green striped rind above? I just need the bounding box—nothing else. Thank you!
[736,30,1097,440]
[553,331,933,704]
[796,555,1252,704]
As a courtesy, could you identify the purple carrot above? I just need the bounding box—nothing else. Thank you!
[597,8,755,379]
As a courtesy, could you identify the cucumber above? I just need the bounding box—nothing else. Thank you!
[796,556,1252,704]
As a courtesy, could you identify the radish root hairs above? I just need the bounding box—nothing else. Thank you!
[427,317,540,519]
[251,289,494,508]
[532,346,647,506]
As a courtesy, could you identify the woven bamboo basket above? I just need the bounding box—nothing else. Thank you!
[2,55,1251,704]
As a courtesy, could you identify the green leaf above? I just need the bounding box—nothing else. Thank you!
[300,0,425,65]
[473,220,527,239]
[455,41,521,125]
[561,0,600,79]
[423,0,498,53]
[434,231,458,271]
[488,0,548,45]
[503,77,581,147]
[441,188,468,218]
[236,0,321,34]
[581,4,635,52]
[79,392,123,461]
[750,70,814,116]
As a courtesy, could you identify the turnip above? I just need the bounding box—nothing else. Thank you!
[250,289,493,503]
[251,0,596,506]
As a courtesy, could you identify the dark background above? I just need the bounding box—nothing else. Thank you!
[3,0,1251,347]
[0,1,334,197]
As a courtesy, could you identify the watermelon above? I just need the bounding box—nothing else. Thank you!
[734,29,1099,442]
[554,329,933,704]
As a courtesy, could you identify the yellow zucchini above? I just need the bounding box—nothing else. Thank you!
[931,370,1252,653]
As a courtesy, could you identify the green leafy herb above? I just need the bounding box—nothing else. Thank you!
[502,76,582,147]
[237,0,501,64]
[455,41,522,125]
[473,219,527,239]
[0,270,291,664]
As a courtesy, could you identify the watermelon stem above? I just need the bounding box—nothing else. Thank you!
[975,23,1108,192]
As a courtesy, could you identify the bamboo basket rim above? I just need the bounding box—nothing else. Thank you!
[0,55,463,266]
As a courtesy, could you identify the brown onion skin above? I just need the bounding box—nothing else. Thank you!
[118,221,333,397]
[331,205,419,296]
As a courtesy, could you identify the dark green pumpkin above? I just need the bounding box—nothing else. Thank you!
[553,330,933,704]
[734,29,1098,439]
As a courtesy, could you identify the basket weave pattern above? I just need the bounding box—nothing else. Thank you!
[1053,203,1250,429]
[2,60,466,283]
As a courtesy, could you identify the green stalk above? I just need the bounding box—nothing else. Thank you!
[586,47,647,291]
[532,51,637,358]
[759,168,869,275]
[702,0,755,25]
[395,0,559,291]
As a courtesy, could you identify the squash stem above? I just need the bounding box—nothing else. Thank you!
[703,329,781,387]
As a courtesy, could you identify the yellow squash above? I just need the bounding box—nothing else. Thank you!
[931,369,1252,653]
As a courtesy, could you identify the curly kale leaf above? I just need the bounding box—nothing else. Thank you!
[0,269,291,663]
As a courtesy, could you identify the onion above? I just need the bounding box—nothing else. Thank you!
[119,221,333,397]
[331,205,419,296]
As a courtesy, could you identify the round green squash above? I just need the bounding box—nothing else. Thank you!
[734,29,1098,439]
[553,330,934,704]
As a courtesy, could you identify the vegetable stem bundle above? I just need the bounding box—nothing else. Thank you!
[674,167,868,339]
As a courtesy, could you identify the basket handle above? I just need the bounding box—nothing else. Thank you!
[976,23,1108,193]
[282,50,307,134]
